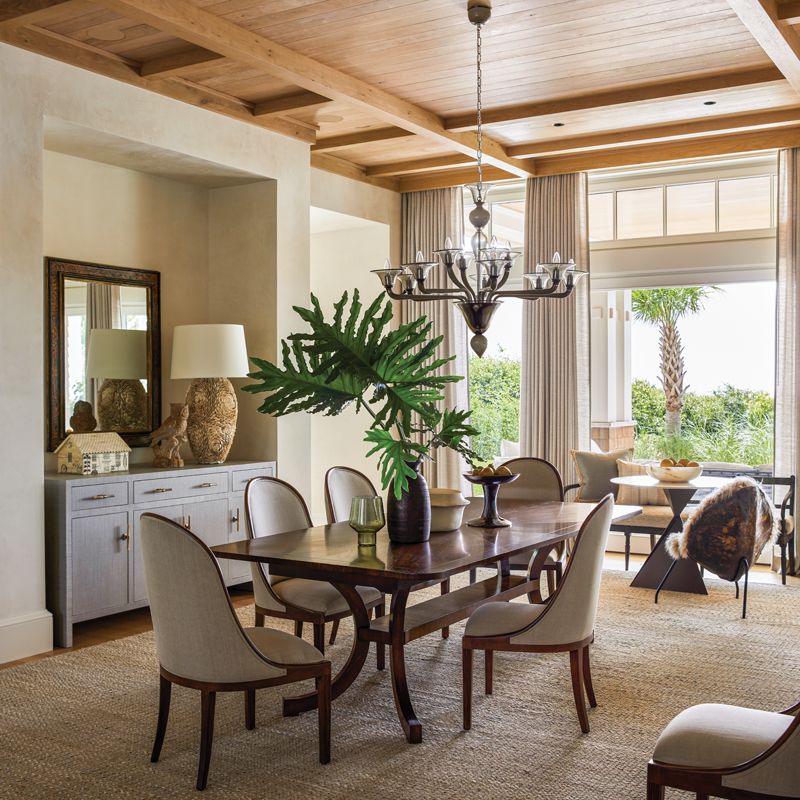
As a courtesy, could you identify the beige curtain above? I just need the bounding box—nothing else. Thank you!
[775,148,800,571]
[519,173,591,485]
[85,282,122,410]
[401,188,468,490]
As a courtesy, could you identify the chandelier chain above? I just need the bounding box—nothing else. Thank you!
[476,21,483,190]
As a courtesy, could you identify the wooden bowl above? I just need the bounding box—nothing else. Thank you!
[645,464,703,482]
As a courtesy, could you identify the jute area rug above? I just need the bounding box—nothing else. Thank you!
[2,571,799,800]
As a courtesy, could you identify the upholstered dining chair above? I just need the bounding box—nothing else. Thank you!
[462,494,614,734]
[246,476,385,667]
[496,456,568,598]
[647,698,800,799]
[140,514,331,790]
[324,465,453,639]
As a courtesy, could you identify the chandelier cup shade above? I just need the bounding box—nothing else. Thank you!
[371,0,587,356]
[170,324,249,465]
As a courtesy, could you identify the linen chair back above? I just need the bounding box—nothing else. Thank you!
[140,514,284,684]
[723,721,800,796]
[245,477,312,612]
[512,495,614,647]
[325,466,377,524]
[500,457,565,502]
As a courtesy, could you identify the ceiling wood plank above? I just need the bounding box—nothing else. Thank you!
[253,91,331,117]
[0,23,317,143]
[399,165,517,193]
[778,1,800,22]
[443,66,784,130]
[90,0,535,177]
[727,0,800,93]
[366,154,475,176]
[0,0,77,26]
[310,152,400,191]
[506,106,800,156]
[532,125,800,175]
[311,127,415,152]
[139,47,224,78]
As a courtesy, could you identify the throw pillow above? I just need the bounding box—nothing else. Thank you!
[571,448,631,502]
[615,460,669,507]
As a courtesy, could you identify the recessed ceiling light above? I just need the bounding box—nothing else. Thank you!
[554,122,565,127]
[703,100,717,106]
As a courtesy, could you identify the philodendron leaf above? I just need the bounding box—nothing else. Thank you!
[430,407,481,466]
[364,428,426,499]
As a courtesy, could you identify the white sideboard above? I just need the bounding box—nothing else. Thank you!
[44,460,275,647]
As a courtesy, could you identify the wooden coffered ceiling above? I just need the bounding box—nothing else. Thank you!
[5,0,800,191]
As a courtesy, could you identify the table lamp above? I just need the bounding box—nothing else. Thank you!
[86,328,148,431]
[170,324,249,464]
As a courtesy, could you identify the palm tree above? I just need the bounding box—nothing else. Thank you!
[631,287,718,436]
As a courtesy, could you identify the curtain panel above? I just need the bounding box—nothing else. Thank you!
[775,148,800,572]
[400,187,468,490]
[519,173,591,485]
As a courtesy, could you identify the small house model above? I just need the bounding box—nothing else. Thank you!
[55,432,131,475]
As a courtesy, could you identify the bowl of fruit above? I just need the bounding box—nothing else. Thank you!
[646,458,703,483]
[463,465,519,528]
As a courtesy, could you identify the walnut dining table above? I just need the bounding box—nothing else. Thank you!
[212,498,642,743]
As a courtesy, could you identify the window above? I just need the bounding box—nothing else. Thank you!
[718,176,772,231]
[617,187,664,239]
[589,192,614,241]
[666,182,716,235]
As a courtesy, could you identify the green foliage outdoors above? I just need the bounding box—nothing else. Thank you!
[244,290,479,498]
[631,379,774,466]
[468,349,520,463]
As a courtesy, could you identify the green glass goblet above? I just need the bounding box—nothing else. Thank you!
[349,495,385,546]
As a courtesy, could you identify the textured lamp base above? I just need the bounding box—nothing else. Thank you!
[186,378,238,464]
[97,379,148,431]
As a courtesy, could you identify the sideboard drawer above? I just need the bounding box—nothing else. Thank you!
[71,481,128,510]
[133,473,230,504]
[231,464,276,492]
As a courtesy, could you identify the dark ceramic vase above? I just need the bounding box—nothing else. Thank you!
[387,461,431,544]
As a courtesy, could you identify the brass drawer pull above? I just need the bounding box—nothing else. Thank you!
[149,487,173,494]
[120,526,131,552]
[196,482,217,489]
[232,509,240,532]
[87,494,114,501]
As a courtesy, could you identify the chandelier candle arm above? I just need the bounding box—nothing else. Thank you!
[370,0,586,357]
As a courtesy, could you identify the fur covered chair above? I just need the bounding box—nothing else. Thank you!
[664,476,775,617]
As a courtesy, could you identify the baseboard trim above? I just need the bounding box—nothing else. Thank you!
[0,610,53,664]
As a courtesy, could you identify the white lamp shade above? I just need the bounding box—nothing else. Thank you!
[171,324,249,379]
[86,329,147,379]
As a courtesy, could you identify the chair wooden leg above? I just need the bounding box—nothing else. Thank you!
[555,560,563,585]
[695,794,709,800]
[788,535,796,576]
[244,688,256,730]
[484,649,493,695]
[649,533,656,552]
[582,645,597,708]
[440,579,450,638]
[375,601,386,671]
[150,674,171,763]
[742,560,750,620]
[316,673,331,764]
[313,623,325,655]
[469,567,477,584]
[646,781,665,800]
[569,649,590,734]
[254,610,265,628]
[328,619,339,646]
[624,531,631,571]
[294,620,303,638]
[462,646,473,730]
[546,568,556,596]
[196,690,216,791]
[781,542,788,585]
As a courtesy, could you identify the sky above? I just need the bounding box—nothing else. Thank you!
[475,282,776,395]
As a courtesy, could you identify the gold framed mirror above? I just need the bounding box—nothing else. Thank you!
[46,257,161,451]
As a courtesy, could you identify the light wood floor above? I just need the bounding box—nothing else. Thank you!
[3,556,794,671]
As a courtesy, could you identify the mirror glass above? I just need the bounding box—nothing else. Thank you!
[47,258,161,450]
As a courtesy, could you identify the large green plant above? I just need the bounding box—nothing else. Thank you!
[243,290,479,498]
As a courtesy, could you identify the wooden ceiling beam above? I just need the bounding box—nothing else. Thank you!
[398,165,518,193]
[0,23,317,143]
[778,1,800,23]
[310,153,400,192]
[531,125,800,175]
[506,106,800,157]
[366,154,475,176]
[727,0,800,93]
[139,47,224,78]
[91,0,535,177]
[311,127,415,152]
[253,91,331,117]
[443,66,784,130]
[0,0,81,26]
